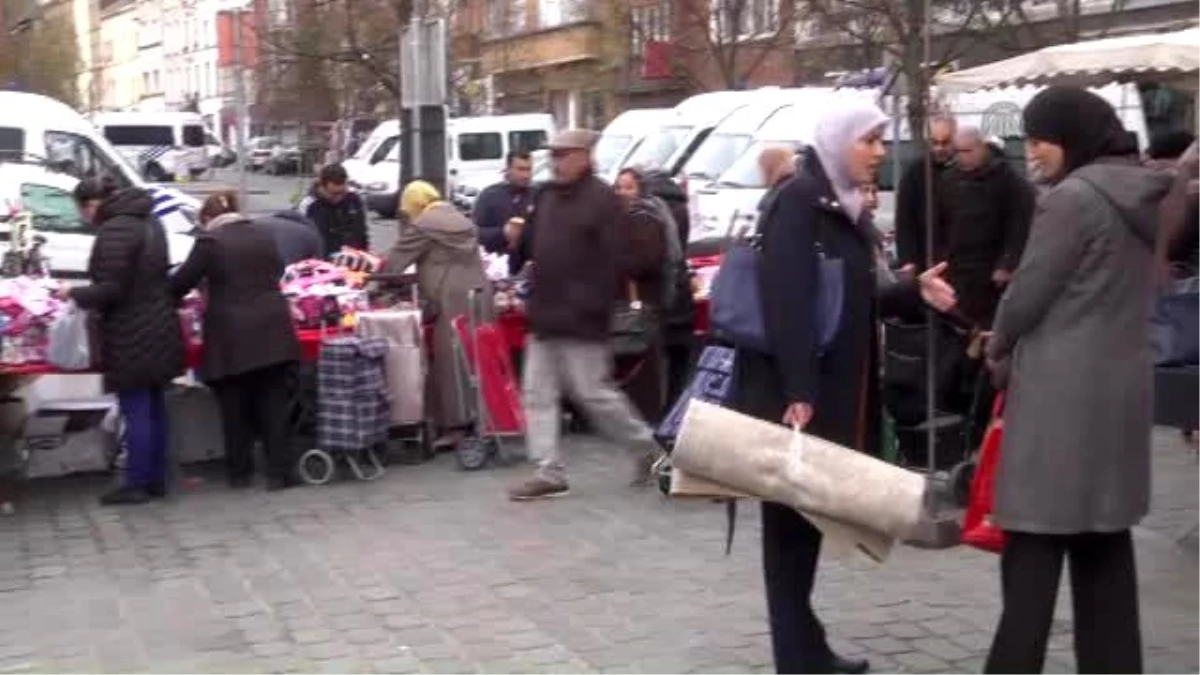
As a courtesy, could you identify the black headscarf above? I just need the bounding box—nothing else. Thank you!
[1022,86,1130,174]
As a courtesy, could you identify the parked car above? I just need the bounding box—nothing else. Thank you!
[263,144,302,175]
[246,136,279,171]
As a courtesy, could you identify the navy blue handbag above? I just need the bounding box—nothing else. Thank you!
[709,229,844,354]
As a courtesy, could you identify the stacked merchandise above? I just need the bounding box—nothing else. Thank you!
[280,260,369,330]
[0,277,65,366]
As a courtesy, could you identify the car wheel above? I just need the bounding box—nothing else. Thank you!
[375,201,397,219]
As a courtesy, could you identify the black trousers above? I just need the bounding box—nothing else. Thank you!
[662,341,696,423]
[762,501,834,674]
[985,529,1143,674]
[210,362,295,482]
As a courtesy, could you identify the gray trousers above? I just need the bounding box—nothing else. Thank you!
[523,337,656,482]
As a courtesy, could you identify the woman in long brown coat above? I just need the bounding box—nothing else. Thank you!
[386,181,490,448]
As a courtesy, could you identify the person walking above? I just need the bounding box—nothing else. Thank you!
[385,180,490,451]
[507,129,662,501]
[733,102,957,674]
[252,209,324,265]
[298,163,369,253]
[983,87,1172,674]
[169,191,302,491]
[613,167,667,424]
[473,150,535,275]
[895,114,957,267]
[61,177,186,505]
[937,126,1035,328]
[639,168,695,417]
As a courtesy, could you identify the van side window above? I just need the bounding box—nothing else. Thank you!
[371,136,399,164]
[0,127,25,161]
[19,183,86,233]
[458,133,502,161]
[182,125,206,147]
[44,131,132,189]
[508,130,547,153]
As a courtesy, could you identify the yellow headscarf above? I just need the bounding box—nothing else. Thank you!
[399,180,444,221]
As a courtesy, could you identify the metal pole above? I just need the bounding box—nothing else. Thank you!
[233,7,249,209]
[921,0,937,475]
[411,16,423,180]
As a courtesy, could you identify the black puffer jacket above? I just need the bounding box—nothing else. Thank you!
[642,170,695,344]
[70,189,185,392]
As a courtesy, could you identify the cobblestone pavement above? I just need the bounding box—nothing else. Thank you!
[0,433,1194,674]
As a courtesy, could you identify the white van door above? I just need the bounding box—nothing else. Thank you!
[16,181,98,275]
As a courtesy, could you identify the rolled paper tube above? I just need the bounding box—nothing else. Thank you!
[673,400,927,542]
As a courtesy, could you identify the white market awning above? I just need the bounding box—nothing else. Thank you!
[935,27,1200,93]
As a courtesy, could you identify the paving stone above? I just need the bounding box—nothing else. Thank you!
[0,436,1188,674]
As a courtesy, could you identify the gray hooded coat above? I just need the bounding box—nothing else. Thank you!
[987,159,1172,534]
[386,203,490,429]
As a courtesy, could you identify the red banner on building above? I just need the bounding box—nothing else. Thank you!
[216,9,260,69]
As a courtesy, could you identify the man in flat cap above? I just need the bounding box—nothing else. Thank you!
[508,129,661,501]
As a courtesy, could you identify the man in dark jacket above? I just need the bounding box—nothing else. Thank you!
[298,163,369,253]
[508,129,660,501]
[938,126,1035,328]
[253,210,324,265]
[895,114,957,267]
[472,150,534,274]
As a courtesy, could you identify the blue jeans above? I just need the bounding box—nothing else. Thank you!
[118,388,168,489]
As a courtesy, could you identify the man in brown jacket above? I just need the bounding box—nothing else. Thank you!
[508,129,661,501]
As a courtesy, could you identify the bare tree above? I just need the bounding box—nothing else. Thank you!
[801,0,1020,138]
[627,0,797,91]
[0,0,81,106]
[975,0,1132,55]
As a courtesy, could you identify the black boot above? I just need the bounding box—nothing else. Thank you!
[146,483,168,499]
[832,654,870,674]
[99,486,151,506]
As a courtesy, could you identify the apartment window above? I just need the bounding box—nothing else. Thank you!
[710,0,780,42]
[538,0,587,28]
[143,72,151,95]
[484,0,524,37]
[631,1,672,54]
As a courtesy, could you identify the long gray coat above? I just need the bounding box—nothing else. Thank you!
[987,159,1171,534]
[386,203,490,429]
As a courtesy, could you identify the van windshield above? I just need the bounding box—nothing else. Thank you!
[717,140,802,189]
[103,125,175,147]
[625,125,691,172]
[683,132,752,182]
[594,134,633,176]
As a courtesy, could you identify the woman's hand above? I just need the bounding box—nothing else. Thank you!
[918,262,957,313]
[783,402,814,430]
[52,282,72,301]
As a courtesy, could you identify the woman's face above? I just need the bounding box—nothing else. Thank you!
[615,173,640,206]
[847,126,887,186]
[77,199,101,226]
[1026,138,1066,182]
[863,184,879,212]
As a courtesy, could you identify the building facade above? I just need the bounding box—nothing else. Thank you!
[97,0,141,109]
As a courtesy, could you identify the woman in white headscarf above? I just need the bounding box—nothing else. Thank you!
[730,101,957,673]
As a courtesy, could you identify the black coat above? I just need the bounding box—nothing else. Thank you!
[731,153,922,454]
[69,189,185,393]
[519,173,627,342]
[472,181,534,274]
[642,171,695,343]
[253,210,324,265]
[169,216,301,383]
[299,187,369,253]
[894,157,953,267]
[937,156,1035,326]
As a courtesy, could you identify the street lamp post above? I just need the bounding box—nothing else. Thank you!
[232,5,249,209]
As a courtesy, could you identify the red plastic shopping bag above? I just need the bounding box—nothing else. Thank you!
[961,393,1007,553]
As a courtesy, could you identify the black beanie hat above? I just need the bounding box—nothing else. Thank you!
[1022,86,1129,174]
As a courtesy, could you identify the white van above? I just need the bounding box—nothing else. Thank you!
[690,88,881,243]
[92,111,210,182]
[620,91,760,179]
[0,163,195,277]
[448,113,556,204]
[0,91,201,236]
[593,108,673,183]
[344,119,400,187]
